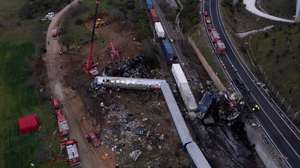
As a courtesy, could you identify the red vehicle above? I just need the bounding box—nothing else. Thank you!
[215,40,226,54]
[51,98,61,109]
[203,11,209,17]
[210,29,220,43]
[207,24,213,32]
[51,28,62,38]
[149,8,158,23]
[85,132,101,147]
[63,140,80,167]
[56,109,69,138]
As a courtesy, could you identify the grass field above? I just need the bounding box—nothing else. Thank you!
[249,25,300,121]
[0,0,68,167]
[62,0,151,48]
[221,1,272,32]
[260,0,296,19]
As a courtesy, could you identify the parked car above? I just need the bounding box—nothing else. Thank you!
[85,132,101,147]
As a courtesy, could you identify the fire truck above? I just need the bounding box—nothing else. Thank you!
[210,29,221,43]
[63,140,80,167]
[215,40,226,54]
[51,98,61,109]
[55,109,70,138]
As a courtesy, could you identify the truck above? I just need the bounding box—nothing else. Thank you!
[149,8,158,23]
[51,28,62,38]
[64,140,80,167]
[196,91,215,119]
[85,132,101,147]
[51,98,61,110]
[56,109,70,138]
[171,64,198,111]
[203,11,209,17]
[154,22,165,38]
[160,39,175,62]
[210,29,220,43]
[146,0,153,10]
[205,16,212,24]
[215,40,226,54]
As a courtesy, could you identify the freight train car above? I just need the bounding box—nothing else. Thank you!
[149,8,158,23]
[146,0,153,10]
[171,64,198,111]
[160,39,175,62]
[154,22,165,38]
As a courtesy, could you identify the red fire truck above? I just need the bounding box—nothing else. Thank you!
[215,40,226,54]
[55,109,70,138]
[63,140,80,167]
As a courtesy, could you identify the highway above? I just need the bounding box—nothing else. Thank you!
[205,0,300,167]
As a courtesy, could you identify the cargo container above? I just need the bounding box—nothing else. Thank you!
[210,29,220,43]
[146,0,153,10]
[160,39,175,62]
[149,8,158,23]
[171,64,198,111]
[154,22,165,38]
[215,40,226,54]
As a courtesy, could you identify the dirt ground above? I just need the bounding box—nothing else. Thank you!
[45,1,116,167]
[83,13,143,71]
[44,1,191,167]
[62,14,191,167]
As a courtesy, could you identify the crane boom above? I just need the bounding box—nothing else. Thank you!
[84,0,100,75]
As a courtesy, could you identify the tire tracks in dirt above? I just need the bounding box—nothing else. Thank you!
[44,0,114,167]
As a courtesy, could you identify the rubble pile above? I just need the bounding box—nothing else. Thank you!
[197,91,242,124]
[103,55,152,78]
[99,102,178,166]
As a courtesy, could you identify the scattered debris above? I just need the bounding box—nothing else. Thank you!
[103,55,152,78]
[129,150,142,161]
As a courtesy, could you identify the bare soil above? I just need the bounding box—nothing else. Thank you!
[45,1,190,167]
[84,13,144,71]
[44,1,115,167]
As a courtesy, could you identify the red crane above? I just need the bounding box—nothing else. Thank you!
[84,0,100,76]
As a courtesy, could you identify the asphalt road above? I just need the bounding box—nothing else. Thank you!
[205,0,300,167]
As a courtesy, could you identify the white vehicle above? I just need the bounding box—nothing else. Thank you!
[41,12,55,21]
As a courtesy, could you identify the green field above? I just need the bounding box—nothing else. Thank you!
[62,0,151,47]
[261,0,296,19]
[249,25,300,122]
[0,0,68,167]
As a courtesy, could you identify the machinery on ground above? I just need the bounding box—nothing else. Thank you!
[85,132,101,147]
[51,98,61,109]
[84,0,100,76]
[215,40,226,54]
[63,140,81,167]
[56,109,70,138]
